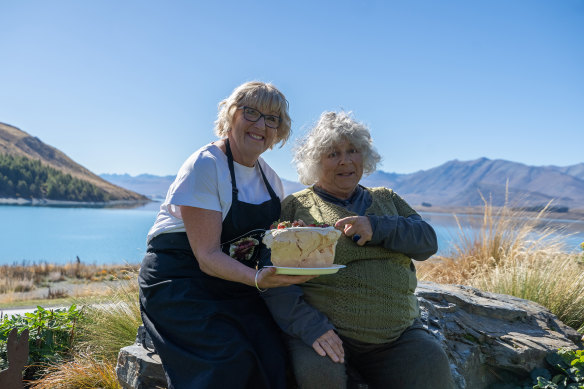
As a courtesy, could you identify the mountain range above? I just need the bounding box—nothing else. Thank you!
[359,158,584,209]
[2,121,582,210]
[102,159,584,211]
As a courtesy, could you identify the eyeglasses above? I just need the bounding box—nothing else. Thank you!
[238,106,280,129]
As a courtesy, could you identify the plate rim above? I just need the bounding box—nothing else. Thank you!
[264,264,345,270]
[264,264,346,275]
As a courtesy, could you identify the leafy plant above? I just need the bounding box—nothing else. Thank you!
[0,305,82,374]
[532,348,584,388]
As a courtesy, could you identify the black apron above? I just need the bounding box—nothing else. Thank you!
[139,140,284,389]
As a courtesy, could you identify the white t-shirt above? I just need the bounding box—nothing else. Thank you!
[147,143,285,242]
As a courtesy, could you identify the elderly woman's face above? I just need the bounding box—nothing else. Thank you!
[317,139,364,199]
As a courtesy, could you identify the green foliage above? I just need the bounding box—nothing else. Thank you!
[532,348,584,388]
[0,153,109,202]
[0,305,82,371]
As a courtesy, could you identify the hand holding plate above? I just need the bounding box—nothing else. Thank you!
[255,267,317,290]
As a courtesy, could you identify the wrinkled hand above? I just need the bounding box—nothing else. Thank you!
[256,267,317,289]
[312,329,344,363]
[335,216,372,246]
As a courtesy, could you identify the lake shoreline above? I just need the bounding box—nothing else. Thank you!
[1,196,582,220]
[417,205,584,221]
[0,197,151,207]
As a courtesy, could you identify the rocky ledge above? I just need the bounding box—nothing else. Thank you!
[116,281,583,389]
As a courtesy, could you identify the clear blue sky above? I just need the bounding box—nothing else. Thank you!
[1,0,582,181]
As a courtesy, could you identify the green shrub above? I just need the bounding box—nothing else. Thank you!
[532,348,584,388]
[0,305,82,375]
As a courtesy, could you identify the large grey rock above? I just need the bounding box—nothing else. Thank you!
[116,282,583,388]
[417,281,582,388]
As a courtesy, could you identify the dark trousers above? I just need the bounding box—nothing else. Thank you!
[286,323,455,389]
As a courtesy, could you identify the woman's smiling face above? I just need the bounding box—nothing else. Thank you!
[317,138,363,199]
[227,106,278,167]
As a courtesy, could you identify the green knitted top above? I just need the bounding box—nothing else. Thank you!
[280,186,420,344]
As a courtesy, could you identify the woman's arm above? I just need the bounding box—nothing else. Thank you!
[180,205,315,288]
[335,214,437,261]
[182,205,257,284]
[367,214,438,260]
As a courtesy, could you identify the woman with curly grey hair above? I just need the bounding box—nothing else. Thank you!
[263,111,455,388]
[139,81,314,388]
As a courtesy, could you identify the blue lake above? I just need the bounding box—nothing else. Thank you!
[0,204,582,265]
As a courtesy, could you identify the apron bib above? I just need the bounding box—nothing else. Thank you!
[139,140,284,389]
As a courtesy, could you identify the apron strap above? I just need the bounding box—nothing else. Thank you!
[257,161,279,201]
[225,139,279,202]
[225,139,239,199]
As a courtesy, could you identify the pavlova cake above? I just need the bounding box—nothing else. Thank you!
[262,221,342,268]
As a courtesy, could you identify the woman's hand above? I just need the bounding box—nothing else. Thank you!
[312,329,344,363]
[335,216,372,246]
[256,267,316,289]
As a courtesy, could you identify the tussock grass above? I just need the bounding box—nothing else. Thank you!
[417,197,584,333]
[74,277,142,361]
[28,350,121,389]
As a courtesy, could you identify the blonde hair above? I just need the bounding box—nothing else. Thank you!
[214,81,291,148]
[294,111,381,185]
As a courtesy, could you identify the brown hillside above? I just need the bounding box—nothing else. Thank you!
[0,122,147,202]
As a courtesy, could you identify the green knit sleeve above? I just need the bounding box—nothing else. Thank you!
[280,195,299,222]
[391,191,418,218]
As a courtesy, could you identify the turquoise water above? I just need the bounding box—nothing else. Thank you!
[0,204,582,265]
[0,203,160,265]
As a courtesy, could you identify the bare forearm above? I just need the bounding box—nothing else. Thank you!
[196,248,257,285]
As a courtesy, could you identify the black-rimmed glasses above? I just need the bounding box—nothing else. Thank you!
[238,106,280,129]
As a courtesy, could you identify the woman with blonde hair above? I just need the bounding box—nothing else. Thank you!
[139,81,314,388]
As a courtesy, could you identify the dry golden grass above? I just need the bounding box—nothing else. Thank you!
[417,197,584,333]
[0,262,140,305]
[27,350,121,389]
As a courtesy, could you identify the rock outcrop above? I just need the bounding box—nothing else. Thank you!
[417,281,582,388]
[116,282,583,388]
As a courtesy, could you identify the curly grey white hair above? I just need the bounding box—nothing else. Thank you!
[294,111,382,185]
[214,81,291,148]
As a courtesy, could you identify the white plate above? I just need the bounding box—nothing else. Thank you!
[264,265,346,275]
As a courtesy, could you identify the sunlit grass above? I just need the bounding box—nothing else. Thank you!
[28,350,121,389]
[0,262,140,305]
[417,196,584,333]
[74,276,141,361]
